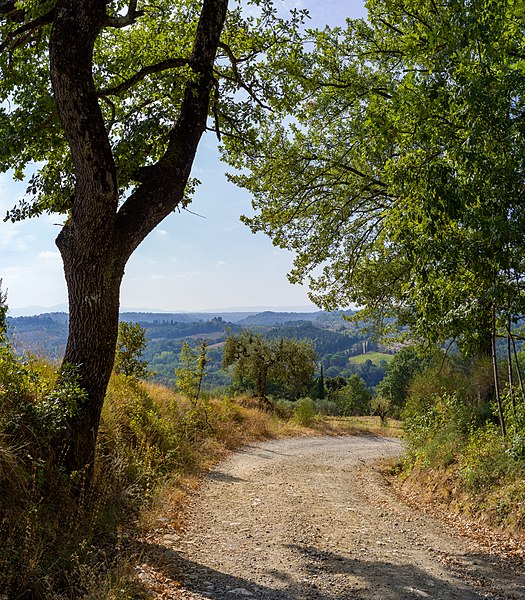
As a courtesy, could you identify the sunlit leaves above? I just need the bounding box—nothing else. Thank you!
[225,0,525,350]
[0,0,306,219]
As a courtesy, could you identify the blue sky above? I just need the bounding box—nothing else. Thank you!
[0,0,366,313]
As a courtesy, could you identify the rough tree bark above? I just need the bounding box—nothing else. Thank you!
[48,0,229,476]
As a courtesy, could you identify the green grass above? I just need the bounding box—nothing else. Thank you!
[347,351,394,365]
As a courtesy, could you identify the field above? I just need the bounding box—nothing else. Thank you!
[324,415,403,438]
[347,351,394,365]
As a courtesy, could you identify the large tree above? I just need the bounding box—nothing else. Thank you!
[226,0,525,356]
[0,0,303,475]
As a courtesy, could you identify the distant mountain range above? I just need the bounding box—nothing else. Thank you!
[7,304,323,318]
[6,309,358,359]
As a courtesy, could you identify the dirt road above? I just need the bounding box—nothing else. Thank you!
[140,435,525,599]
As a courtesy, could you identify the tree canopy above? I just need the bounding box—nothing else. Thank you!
[226,0,525,355]
[223,329,317,400]
[114,321,148,378]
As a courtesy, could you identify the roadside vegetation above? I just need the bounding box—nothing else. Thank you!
[0,316,394,598]
[398,351,525,533]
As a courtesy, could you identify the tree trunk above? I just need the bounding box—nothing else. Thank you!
[257,365,268,400]
[491,305,506,437]
[510,331,525,397]
[46,0,229,481]
[56,224,124,476]
[506,320,516,412]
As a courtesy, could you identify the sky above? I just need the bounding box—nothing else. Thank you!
[0,0,367,314]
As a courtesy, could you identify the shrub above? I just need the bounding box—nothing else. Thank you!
[314,398,340,416]
[370,396,390,425]
[458,423,513,492]
[332,374,371,416]
[114,322,149,379]
[293,397,317,426]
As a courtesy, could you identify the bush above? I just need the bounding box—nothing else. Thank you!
[293,397,317,426]
[402,359,525,532]
[332,374,371,416]
[370,396,390,425]
[314,398,340,416]
[458,423,513,492]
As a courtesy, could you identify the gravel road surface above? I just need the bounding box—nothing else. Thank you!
[138,435,525,599]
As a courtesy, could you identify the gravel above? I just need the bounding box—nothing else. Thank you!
[138,435,525,599]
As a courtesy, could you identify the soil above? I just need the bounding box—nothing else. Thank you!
[136,435,525,599]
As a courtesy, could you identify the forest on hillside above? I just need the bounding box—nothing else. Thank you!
[6,310,393,391]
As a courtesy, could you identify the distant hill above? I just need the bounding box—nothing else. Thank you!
[6,309,392,391]
[237,309,357,327]
[121,311,258,324]
[238,311,324,326]
[7,313,69,359]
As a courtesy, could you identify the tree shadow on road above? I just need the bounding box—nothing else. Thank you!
[208,470,246,483]
[136,539,509,599]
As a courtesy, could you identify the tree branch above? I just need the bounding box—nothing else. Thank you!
[105,0,144,28]
[0,0,23,21]
[115,0,229,257]
[0,8,54,54]
[216,41,272,109]
[97,57,192,96]
[50,0,118,239]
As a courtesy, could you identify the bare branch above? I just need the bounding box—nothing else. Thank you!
[216,42,272,110]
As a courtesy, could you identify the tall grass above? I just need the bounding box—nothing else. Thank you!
[0,342,317,598]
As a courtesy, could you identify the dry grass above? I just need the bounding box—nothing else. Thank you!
[0,357,403,598]
[322,415,404,438]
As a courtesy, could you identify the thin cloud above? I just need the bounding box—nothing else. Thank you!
[37,250,61,261]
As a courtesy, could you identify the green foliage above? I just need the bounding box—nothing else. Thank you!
[332,374,371,417]
[401,354,525,530]
[403,391,472,469]
[174,340,212,434]
[370,396,390,425]
[175,340,208,403]
[377,347,428,415]
[226,0,525,352]
[6,312,386,392]
[310,364,325,400]
[223,329,317,400]
[293,397,317,427]
[0,348,87,458]
[114,322,148,379]
[459,423,512,492]
[0,1,306,219]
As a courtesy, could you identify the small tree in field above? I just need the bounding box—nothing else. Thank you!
[175,340,208,404]
[223,330,316,402]
[114,322,148,379]
[377,347,427,415]
[333,374,371,416]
